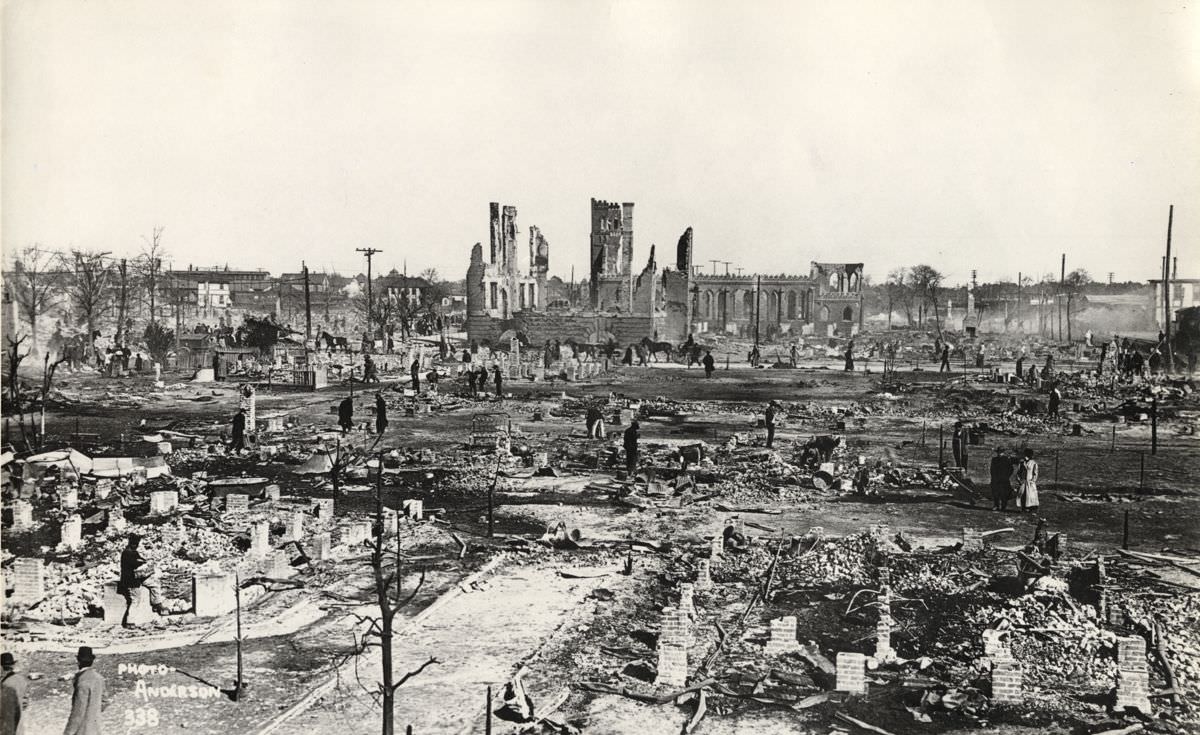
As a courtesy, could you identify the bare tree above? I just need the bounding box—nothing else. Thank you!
[60,250,114,341]
[137,226,168,324]
[115,258,132,344]
[38,352,67,440]
[1063,268,1092,343]
[909,264,945,335]
[10,245,62,357]
[885,268,915,325]
[5,334,29,409]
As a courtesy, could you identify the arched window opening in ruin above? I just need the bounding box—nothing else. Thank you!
[787,291,798,320]
[842,306,853,321]
[500,289,509,319]
[743,291,755,318]
[519,285,527,310]
[820,304,830,321]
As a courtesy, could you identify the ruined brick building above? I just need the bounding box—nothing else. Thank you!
[466,198,863,345]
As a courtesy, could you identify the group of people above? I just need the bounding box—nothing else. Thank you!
[989,447,1040,513]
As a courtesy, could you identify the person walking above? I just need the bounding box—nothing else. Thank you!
[764,401,777,448]
[63,647,104,735]
[789,343,799,367]
[1,652,29,735]
[492,363,503,399]
[1011,449,1040,513]
[702,350,715,378]
[466,366,478,397]
[230,408,247,454]
[989,447,1013,511]
[623,420,640,478]
[338,396,354,433]
[375,392,388,436]
[951,421,968,469]
[843,340,855,372]
[410,359,421,393]
[939,345,951,373]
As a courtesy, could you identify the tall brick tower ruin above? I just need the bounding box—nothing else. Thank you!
[589,199,634,307]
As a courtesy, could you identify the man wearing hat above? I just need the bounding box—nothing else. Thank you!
[1,651,29,735]
[64,646,104,735]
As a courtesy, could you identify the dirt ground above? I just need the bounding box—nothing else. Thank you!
[3,344,1198,735]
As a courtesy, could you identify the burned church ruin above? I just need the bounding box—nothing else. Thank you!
[465,198,864,345]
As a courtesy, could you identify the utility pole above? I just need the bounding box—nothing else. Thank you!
[1164,205,1174,373]
[302,261,313,349]
[1058,253,1065,341]
[708,259,720,276]
[1108,272,1114,286]
[356,247,382,340]
[720,261,731,276]
[116,258,129,345]
[754,276,762,349]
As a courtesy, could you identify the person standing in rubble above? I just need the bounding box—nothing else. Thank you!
[764,401,778,448]
[375,392,388,436]
[230,408,247,454]
[338,396,354,433]
[1015,354,1025,380]
[119,534,165,621]
[990,447,1013,511]
[492,363,503,399]
[622,345,634,366]
[410,358,421,393]
[702,350,715,378]
[843,340,855,371]
[939,344,951,372]
[951,421,968,469]
[363,353,378,383]
[585,404,605,439]
[1047,384,1062,417]
[1011,448,1039,513]
[1041,354,1054,379]
[790,343,799,367]
[623,420,640,478]
[466,365,478,397]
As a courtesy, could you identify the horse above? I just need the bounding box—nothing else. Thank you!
[640,337,673,362]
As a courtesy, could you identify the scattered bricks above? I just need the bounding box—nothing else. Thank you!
[765,616,800,654]
[1115,636,1152,713]
[248,521,271,558]
[655,642,688,689]
[104,583,154,626]
[695,559,713,591]
[10,559,45,605]
[309,533,332,560]
[58,487,79,510]
[982,628,1011,659]
[192,573,237,617]
[225,493,250,515]
[10,500,33,530]
[60,514,83,550]
[679,583,696,618]
[402,499,424,521]
[288,512,306,541]
[991,660,1023,704]
[961,526,984,551]
[313,498,334,525]
[835,652,868,694]
[150,490,179,515]
[263,484,281,502]
[107,508,126,533]
[709,535,723,559]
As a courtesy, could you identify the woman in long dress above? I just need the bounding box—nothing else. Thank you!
[1011,448,1039,513]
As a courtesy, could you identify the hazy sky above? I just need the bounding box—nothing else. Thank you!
[3,0,1198,286]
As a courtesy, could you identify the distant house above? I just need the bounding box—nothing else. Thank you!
[166,265,273,316]
[1150,278,1200,329]
[377,270,432,307]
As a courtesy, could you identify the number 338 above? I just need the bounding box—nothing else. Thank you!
[123,707,160,728]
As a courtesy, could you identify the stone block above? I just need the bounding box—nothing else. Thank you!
[224,493,250,515]
[383,509,399,537]
[10,500,34,530]
[248,521,271,558]
[262,484,281,502]
[961,526,984,551]
[150,490,179,515]
[655,643,687,689]
[192,573,237,617]
[60,514,83,550]
[709,535,723,559]
[10,559,45,604]
[288,511,306,541]
[695,559,713,591]
[765,616,800,654]
[313,498,335,525]
[104,583,154,626]
[835,652,867,694]
[991,660,1022,704]
[679,583,695,617]
[309,532,332,560]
